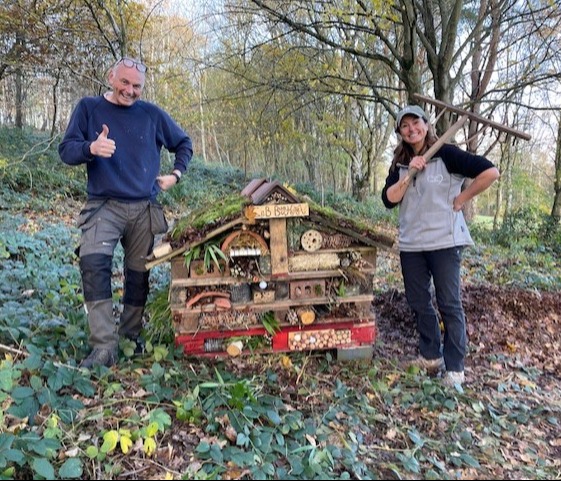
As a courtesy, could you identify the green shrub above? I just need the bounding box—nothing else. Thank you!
[472,206,559,252]
[0,127,86,205]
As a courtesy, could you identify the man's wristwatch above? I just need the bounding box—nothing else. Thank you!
[171,172,181,184]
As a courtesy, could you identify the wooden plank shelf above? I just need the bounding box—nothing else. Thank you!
[170,269,376,287]
[175,314,375,333]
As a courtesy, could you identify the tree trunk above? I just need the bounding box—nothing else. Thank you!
[501,141,514,229]
[550,115,561,222]
[463,0,501,222]
[15,67,24,129]
[50,73,60,139]
[198,70,207,163]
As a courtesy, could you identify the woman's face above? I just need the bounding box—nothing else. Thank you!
[398,115,428,153]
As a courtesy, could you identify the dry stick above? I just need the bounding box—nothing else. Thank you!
[0,342,84,371]
[0,342,27,357]
[295,353,311,385]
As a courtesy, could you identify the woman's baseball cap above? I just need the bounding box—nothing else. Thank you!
[395,105,428,133]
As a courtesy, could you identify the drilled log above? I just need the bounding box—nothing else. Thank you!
[301,229,323,252]
[297,308,315,325]
[226,341,243,357]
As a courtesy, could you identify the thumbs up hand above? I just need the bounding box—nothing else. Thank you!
[90,124,116,157]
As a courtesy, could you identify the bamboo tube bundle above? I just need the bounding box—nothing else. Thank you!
[288,329,352,350]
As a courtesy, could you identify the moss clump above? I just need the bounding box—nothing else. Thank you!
[170,193,249,241]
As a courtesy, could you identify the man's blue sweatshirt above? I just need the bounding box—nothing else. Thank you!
[59,96,193,201]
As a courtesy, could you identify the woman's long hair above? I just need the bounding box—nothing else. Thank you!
[390,121,439,171]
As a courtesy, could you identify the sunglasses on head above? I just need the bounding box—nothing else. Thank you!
[117,57,147,73]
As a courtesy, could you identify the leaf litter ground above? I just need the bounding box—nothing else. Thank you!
[97,282,560,480]
[5,205,560,480]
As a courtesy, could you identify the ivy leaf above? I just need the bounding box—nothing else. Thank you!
[407,429,425,447]
[143,437,157,456]
[31,457,55,480]
[267,409,282,426]
[144,421,160,438]
[153,345,169,362]
[396,452,420,474]
[196,441,211,453]
[100,430,119,453]
[120,435,133,454]
[59,458,83,479]
[236,432,249,448]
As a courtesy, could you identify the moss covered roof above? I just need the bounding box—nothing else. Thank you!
[167,181,394,251]
[169,193,249,245]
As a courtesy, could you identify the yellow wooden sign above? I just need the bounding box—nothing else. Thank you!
[250,203,309,219]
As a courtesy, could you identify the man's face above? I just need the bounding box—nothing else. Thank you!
[108,62,145,107]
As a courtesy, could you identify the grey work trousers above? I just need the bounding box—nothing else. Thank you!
[77,199,167,349]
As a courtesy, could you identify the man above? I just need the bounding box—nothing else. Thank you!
[59,57,193,368]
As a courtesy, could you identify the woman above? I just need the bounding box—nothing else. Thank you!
[381,105,500,387]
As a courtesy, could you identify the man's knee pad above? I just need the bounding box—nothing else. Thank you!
[123,268,150,306]
[80,254,112,301]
